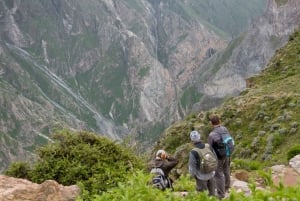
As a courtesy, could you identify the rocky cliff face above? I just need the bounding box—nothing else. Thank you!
[192,0,300,110]
[0,0,265,171]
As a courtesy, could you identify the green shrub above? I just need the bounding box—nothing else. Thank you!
[78,170,300,201]
[5,129,144,197]
[4,161,31,180]
[272,133,284,148]
[287,145,300,161]
[173,174,196,192]
[257,168,274,187]
[82,171,219,201]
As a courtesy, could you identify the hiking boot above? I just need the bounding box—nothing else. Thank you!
[216,194,225,200]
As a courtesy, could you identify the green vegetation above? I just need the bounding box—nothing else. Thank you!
[209,34,245,73]
[86,172,214,201]
[4,162,31,180]
[171,0,228,38]
[5,28,300,199]
[72,37,139,125]
[156,30,300,168]
[180,86,203,110]
[5,128,300,201]
[138,66,150,78]
[287,145,300,161]
[0,162,270,201]
[275,0,289,5]
[80,170,300,201]
[5,129,144,198]
[8,50,98,130]
[2,2,300,200]
[233,159,264,171]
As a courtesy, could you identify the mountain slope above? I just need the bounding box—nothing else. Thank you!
[188,0,300,112]
[154,29,300,168]
[0,0,266,171]
[165,0,266,38]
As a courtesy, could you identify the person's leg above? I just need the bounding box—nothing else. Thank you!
[207,177,216,196]
[224,157,231,192]
[196,178,208,192]
[165,177,174,191]
[215,159,225,198]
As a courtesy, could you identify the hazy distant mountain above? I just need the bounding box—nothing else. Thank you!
[0,0,266,171]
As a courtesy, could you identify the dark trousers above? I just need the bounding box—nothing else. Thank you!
[195,177,215,196]
[215,157,231,198]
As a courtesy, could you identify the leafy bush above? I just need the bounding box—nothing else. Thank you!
[272,133,284,148]
[82,171,219,201]
[78,170,300,201]
[4,161,31,180]
[287,145,300,161]
[5,129,144,197]
[173,174,196,192]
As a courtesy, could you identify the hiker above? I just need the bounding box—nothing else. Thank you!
[150,149,178,190]
[208,115,234,199]
[188,130,216,196]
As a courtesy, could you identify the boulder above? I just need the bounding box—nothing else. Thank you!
[0,175,80,201]
[289,154,300,174]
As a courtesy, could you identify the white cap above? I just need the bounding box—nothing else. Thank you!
[190,131,200,142]
[156,149,166,158]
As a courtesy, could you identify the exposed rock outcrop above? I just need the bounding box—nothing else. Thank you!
[195,0,300,109]
[0,0,265,171]
[231,154,300,195]
[289,154,300,174]
[0,175,80,201]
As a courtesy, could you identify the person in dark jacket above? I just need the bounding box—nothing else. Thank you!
[152,149,178,178]
[189,130,215,196]
[151,149,178,189]
[208,115,231,199]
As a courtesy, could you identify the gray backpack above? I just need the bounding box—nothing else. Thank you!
[150,168,172,190]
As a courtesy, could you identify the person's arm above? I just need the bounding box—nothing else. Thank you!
[188,151,198,178]
[159,155,179,176]
[208,133,213,148]
[165,155,178,168]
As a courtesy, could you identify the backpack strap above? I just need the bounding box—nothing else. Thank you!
[192,144,208,161]
[191,148,201,159]
[193,146,204,158]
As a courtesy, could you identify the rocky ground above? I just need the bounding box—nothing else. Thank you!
[231,154,300,195]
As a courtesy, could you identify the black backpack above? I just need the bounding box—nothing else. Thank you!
[214,132,235,158]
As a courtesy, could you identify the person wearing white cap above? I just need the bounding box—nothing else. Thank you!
[153,149,178,177]
[189,130,216,196]
[151,149,178,190]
